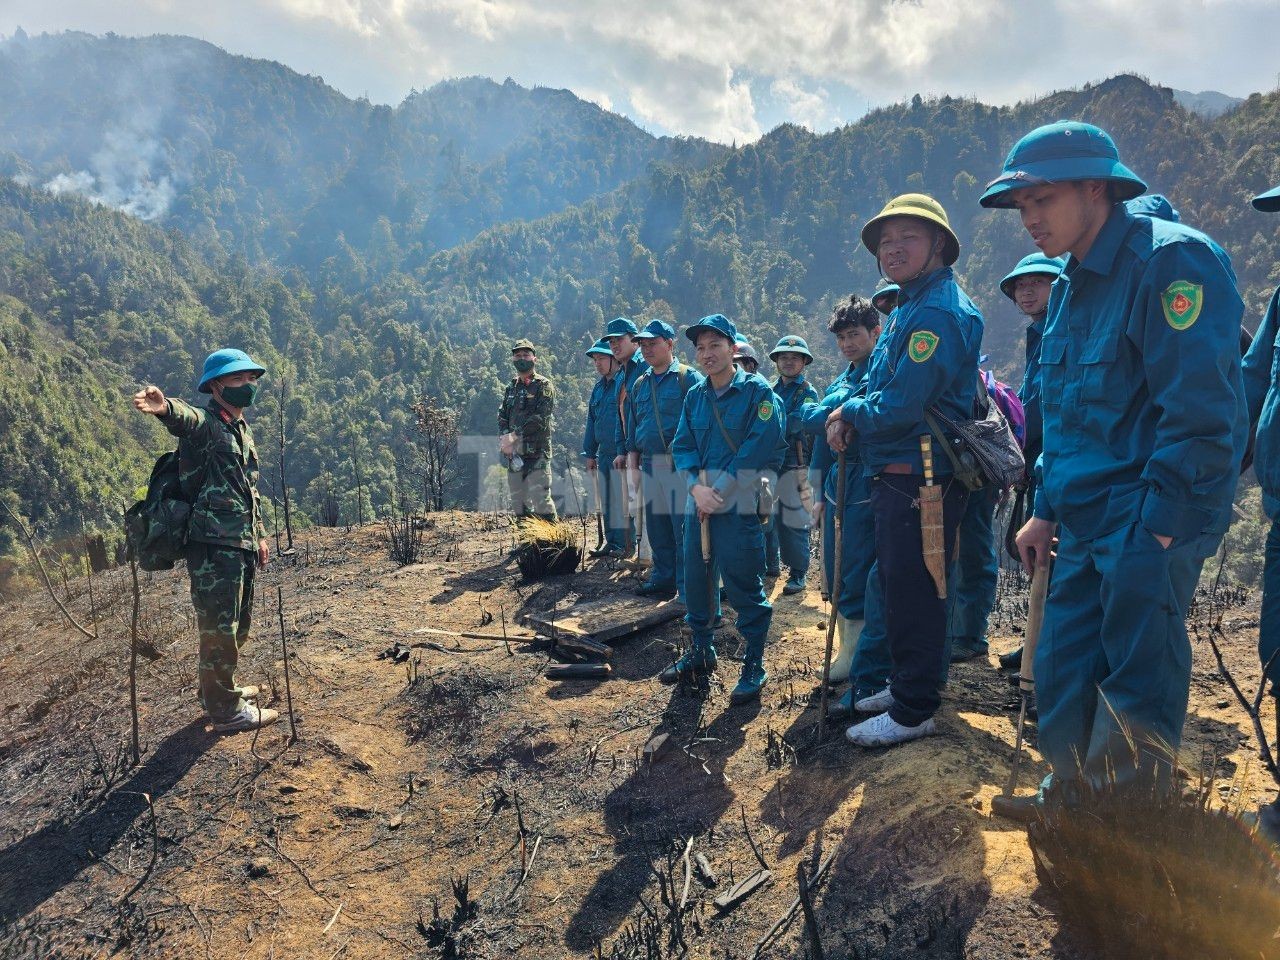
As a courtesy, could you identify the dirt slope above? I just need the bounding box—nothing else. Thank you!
[0,513,1272,959]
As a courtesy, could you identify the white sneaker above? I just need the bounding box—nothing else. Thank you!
[827,617,863,683]
[845,711,936,747]
[212,703,280,734]
[854,686,893,713]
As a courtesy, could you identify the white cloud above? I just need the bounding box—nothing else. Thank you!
[769,77,834,132]
[4,0,1280,142]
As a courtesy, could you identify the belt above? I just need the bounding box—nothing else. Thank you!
[880,463,914,475]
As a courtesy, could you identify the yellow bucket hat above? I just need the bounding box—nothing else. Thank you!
[860,193,960,266]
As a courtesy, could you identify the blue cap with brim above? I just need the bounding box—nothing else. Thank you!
[979,121,1146,209]
[633,319,677,341]
[1126,194,1179,223]
[686,313,738,345]
[871,284,899,315]
[586,337,614,358]
[604,316,639,338]
[999,253,1066,300]
[1254,185,1280,213]
[768,335,813,364]
[198,348,266,393]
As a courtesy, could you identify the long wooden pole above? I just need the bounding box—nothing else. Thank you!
[817,451,846,734]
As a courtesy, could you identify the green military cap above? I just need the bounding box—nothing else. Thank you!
[511,338,537,353]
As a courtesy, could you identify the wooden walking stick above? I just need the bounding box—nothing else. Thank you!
[817,451,847,735]
[918,435,947,599]
[590,467,605,550]
[699,470,714,616]
[998,562,1049,801]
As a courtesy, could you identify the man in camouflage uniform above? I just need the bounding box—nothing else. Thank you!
[132,348,278,734]
[499,338,557,521]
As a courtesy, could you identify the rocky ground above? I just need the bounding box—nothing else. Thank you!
[0,512,1273,959]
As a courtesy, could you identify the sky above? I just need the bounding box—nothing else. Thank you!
[4,0,1280,144]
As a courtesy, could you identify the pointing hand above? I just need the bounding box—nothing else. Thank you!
[133,385,167,416]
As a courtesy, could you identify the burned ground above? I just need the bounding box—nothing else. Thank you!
[0,513,1275,958]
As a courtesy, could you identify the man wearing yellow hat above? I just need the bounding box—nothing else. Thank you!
[826,194,982,747]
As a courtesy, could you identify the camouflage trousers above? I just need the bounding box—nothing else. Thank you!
[186,541,255,720]
[507,458,557,521]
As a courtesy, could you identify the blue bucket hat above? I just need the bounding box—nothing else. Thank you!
[603,316,639,339]
[633,319,677,341]
[999,253,1065,300]
[768,335,813,364]
[1253,186,1280,213]
[198,348,266,393]
[871,284,900,316]
[585,337,614,358]
[1126,194,1179,223]
[979,121,1147,209]
[686,313,739,345]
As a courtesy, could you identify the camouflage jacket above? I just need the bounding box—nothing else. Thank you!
[160,398,267,551]
[498,373,554,461]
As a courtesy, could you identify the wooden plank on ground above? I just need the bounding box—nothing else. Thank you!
[525,595,686,646]
[713,869,772,911]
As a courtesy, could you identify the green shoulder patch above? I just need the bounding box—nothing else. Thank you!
[1161,280,1203,331]
[908,330,940,363]
[758,400,774,422]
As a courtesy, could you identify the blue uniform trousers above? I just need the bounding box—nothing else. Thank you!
[1262,517,1280,687]
[684,506,771,663]
[596,459,628,551]
[943,485,1000,667]
[1036,520,1220,788]
[642,455,686,594]
[873,473,968,727]
[764,468,812,576]
[849,560,891,700]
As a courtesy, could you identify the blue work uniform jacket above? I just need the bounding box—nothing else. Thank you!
[624,361,703,458]
[672,369,786,506]
[581,372,620,461]
[838,267,983,475]
[1019,317,1045,466]
[1031,204,1247,541]
[802,360,868,500]
[773,376,821,470]
[1242,286,1280,518]
[613,350,651,453]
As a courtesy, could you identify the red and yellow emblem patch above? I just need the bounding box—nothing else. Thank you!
[908,330,940,363]
[1161,280,1203,331]
[758,400,774,421]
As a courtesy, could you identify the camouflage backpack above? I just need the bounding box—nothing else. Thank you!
[124,446,203,571]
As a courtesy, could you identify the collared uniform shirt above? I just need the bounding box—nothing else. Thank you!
[773,375,821,470]
[672,368,785,504]
[499,372,555,461]
[625,361,704,457]
[582,372,620,461]
[1019,317,1045,467]
[839,266,983,474]
[161,398,267,550]
[1032,204,1247,541]
[801,360,868,500]
[613,349,651,452]
[1244,287,1280,518]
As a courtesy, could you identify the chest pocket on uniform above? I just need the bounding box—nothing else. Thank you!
[1078,334,1120,404]
[1037,336,1067,407]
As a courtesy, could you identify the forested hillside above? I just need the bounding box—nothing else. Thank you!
[0,32,721,266]
[3,31,1280,577]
